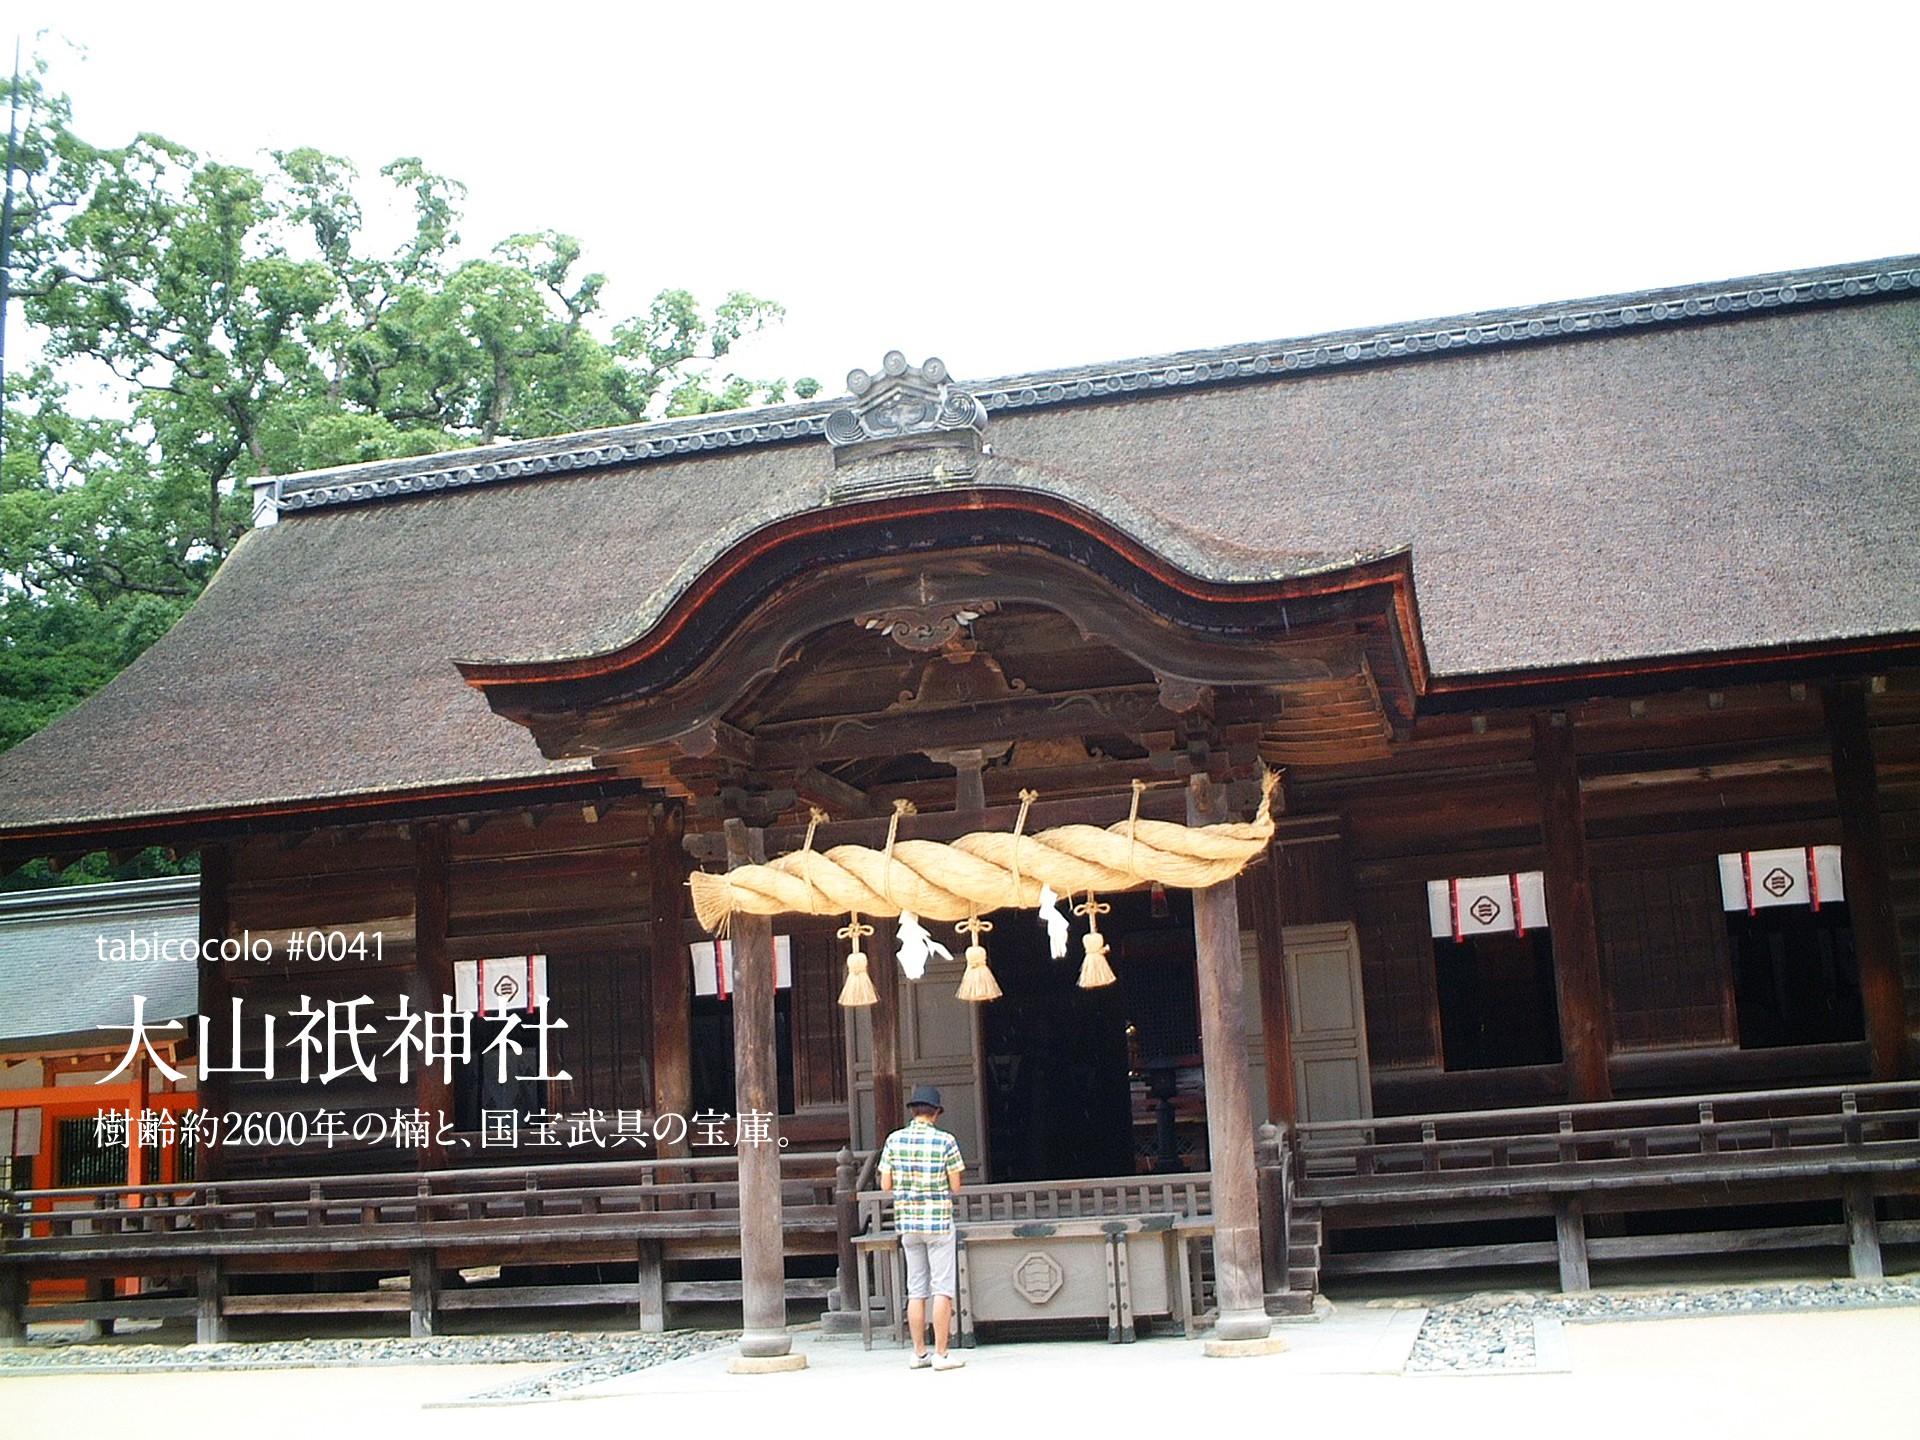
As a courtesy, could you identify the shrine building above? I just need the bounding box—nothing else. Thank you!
[0,255,1916,1349]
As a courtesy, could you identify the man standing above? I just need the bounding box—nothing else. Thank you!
[879,1083,966,1369]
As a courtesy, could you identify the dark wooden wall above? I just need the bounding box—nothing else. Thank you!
[787,917,848,1114]
[1291,673,1915,1114]
[191,671,1917,1180]
[447,807,653,1118]
[211,806,667,1176]
[219,827,420,1176]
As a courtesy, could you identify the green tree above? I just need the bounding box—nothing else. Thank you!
[0,70,819,885]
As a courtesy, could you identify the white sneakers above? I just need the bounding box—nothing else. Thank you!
[932,1353,966,1371]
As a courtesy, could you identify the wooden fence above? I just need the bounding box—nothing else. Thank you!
[1283,1081,1920,1290]
[0,1151,847,1342]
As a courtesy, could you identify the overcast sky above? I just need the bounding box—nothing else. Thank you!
[15,1,1920,395]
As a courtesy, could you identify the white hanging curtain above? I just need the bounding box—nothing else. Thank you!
[1717,846,1845,913]
[453,955,550,1016]
[1427,872,1549,940]
[690,936,793,998]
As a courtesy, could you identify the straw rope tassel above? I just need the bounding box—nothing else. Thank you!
[1073,893,1116,988]
[954,913,1001,1002]
[836,912,878,1008]
[686,767,1284,933]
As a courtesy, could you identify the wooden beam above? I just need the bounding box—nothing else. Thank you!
[649,804,693,1157]
[1578,755,1831,793]
[1532,713,1613,1103]
[1189,776,1272,1343]
[1824,681,1911,1080]
[792,768,874,818]
[691,787,797,824]
[677,719,758,766]
[870,757,1201,815]
[727,820,794,1361]
[752,685,1187,767]
[683,786,1189,863]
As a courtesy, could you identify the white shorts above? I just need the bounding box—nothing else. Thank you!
[901,1228,957,1300]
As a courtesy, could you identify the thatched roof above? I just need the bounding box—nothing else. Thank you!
[2,256,1916,843]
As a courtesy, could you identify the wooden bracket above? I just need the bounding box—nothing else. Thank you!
[674,719,758,767]
[792,767,875,819]
[1155,674,1215,716]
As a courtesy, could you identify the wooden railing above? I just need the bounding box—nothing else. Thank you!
[1290,1082,1920,1200]
[952,1175,1212,1224]
[0,1151,855,1342]
[1278,1082,1920,1290]
[849,1172,1216,1346]
[854,1171,1211,1238]
[1,1151,844,1259]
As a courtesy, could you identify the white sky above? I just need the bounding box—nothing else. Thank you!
[14,0,1920,395]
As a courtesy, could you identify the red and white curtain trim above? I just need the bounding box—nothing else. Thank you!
[453,956,549,1016]
[690,936,794,998]
[1427,871,1550,941]
[1717,846,1845,914]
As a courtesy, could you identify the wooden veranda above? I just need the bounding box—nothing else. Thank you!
[0,1151,847,1343]
[7,1079,1917,1345]
[1275,1080,1920,1297]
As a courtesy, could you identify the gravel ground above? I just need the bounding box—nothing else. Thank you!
[6,1278,1916,1387]
[0,1326,735,1398]
[1406,1277,1920,1372]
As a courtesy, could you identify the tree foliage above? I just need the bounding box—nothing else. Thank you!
[0,66,816,755]
[0,65,818,886]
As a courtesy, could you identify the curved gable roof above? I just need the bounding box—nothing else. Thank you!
[2,257,1917,846]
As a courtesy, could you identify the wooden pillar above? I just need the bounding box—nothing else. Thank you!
[636,1239,666,1331]
[1189,776,1272,1344]
[726,820,798,1363]
[413,823,453,1169]
[1532,713,1612,1103]
[824,1146,863,1334]
[1843,1181,1884,1280]
[195,844,233,1183]
[0,1263,24,1347]
[1554,1198,1591,1292]
[1824,681,1911,1080]
[1255,1123,1287,1300]
[195,1258,226,1345]
[1249,846,1298,1128]
[409,1247,438,1338]
[651,804,694,1155]
[871,917,904,1145]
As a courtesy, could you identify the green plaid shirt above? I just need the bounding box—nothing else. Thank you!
[879,1117,963,1232]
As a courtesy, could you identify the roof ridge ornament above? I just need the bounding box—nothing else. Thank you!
[824,351,988,467]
